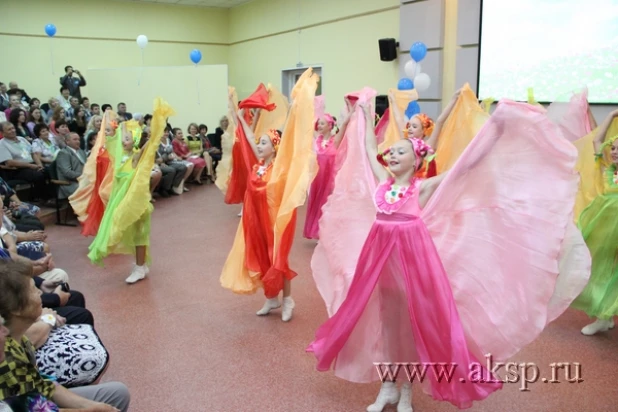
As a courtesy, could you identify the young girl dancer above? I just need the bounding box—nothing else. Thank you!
[220,69,318,321]
[302,100,352,239]
[307,95,590,411]
[88,98,174,284]
[571,110,618,335]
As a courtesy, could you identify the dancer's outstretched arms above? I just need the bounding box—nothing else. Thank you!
[238,108,260,160]
[425,88,462,150]
[333,109,352,148]
[593,110,618,154]
[361,103,390,182]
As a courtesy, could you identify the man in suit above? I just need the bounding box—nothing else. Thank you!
[55,133,86,199]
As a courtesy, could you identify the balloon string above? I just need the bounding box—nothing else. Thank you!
[138,50,144,86]
[50,38,55,75]
[196,65,200,105]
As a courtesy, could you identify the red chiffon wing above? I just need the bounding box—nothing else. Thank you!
[225,83,277,204]
[81,149,110,236]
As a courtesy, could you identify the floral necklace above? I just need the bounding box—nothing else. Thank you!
[256,160,273,179]
[121,150,133,165]
[384,181,413,204]
[319,135,333,150]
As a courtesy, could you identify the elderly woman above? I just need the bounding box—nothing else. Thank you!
[0,260,130,411]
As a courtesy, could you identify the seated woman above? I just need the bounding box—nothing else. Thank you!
[0,177,44,232]
[172,127,205,185]
[0,260,129,411]
[160,131,193,193]
[2,212,48,259]
[32,124,60,168]
[26,107,46,137]
[198,124,220,180]
[186,123,214,183]
[9,109,33,142]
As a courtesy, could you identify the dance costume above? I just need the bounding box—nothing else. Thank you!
[220,69,318,297]
[87,98,174,265]
[69,112,115,236]
[308,98,590,409]
[571,127,618,320]
[303,112,339,240]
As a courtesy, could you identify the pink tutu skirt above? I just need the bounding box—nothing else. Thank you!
[303,150,337,239]
[307,212,502,409]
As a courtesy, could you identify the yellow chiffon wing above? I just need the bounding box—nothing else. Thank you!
[108,98,175,247]
[573,118,618,220]
[380,88,418,151]
[215,86,239,194]
[435,83,490,172]
[268,68,319,260]
[219,222,263,294]
[255,84,289,137]
[69,110,117,221]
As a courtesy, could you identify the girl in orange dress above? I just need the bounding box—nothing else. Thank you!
[220,69,318,322]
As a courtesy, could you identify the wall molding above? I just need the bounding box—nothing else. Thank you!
[230,5,399,45]
[0,32,227,46]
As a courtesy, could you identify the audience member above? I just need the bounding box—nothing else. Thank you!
[0,122,46,188]
[0,83,9,112]
[0,260,130,412]
[59,66,87,100]
[57,86,71,111]
[116,102,132,120]
[55,133,85,199]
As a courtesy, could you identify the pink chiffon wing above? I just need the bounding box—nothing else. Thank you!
[314,95,325,123]
[421,100,591,361]
[547,88,593,142]
[311,87,378,316]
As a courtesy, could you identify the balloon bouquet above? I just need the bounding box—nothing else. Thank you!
[397,41,429,118]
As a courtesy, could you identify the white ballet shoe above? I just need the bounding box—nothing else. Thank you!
[281,296,295,322]
[581,318,615,335]
[126,265,148,284]
[256,298,280,315]
[367,382,399,412]
[397,383,413,412]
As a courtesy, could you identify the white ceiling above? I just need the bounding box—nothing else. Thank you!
[119,0,253,8]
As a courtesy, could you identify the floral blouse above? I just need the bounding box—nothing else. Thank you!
[31,137,60,161]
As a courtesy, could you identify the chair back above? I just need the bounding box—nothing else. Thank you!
[49,160,60,180]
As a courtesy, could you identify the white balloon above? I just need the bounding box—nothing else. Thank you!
[404,61,417,79]
[415,63,422,77]
[136,35,148,49]
[414,73,431,92]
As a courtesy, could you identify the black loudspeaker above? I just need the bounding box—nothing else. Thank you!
[378,38,398,61]
[375,95,389,117]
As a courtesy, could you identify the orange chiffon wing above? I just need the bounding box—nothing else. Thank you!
[380,89,418,151]
[263,68,319,297]
[69,110,117,222]
[254,84,289,137]
[215,87,239,194]
[434,83,490,173]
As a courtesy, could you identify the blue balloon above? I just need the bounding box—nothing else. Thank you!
[397,78,414,90]
[405,101,421,119]
[190,49,202,64]
[410,42,427,62]
[45,24,57,37]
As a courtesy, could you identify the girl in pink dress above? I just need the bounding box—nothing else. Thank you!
[307,94,590,411]
[303,104,352,239]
